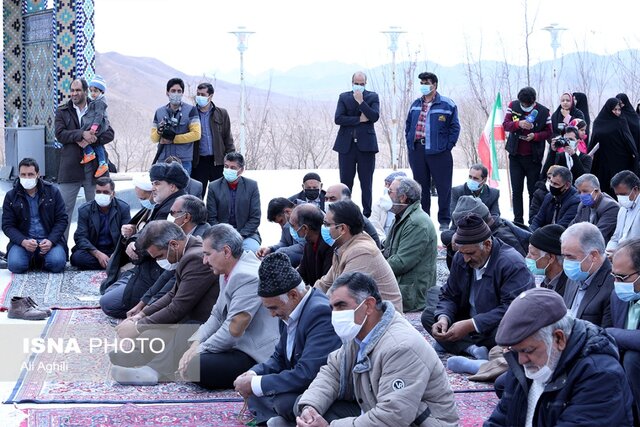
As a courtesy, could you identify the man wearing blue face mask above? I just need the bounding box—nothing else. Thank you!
[560,222,613,327]
[151,78,201,175]
[333,71,380,218]
[570,173,619,244]
[450,164,500,218]
[526,224,567,295]
[607,170,640,256]
[405,71,460,231]
[190,83,235,198]
[608,238,640,422]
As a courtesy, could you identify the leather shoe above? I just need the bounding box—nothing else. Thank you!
[26,297,52,316]
[8,296,49,320]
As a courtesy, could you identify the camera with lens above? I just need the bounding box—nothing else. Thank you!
[158,115,180,141]
[553,136,571,148]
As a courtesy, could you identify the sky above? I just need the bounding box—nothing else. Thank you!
[94,0,638,78]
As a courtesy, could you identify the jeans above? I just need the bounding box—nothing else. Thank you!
[58,164,97,240]
[508,155,541,224]
[242,237,261,253]
[7,244,66,273]
[180,161,192,175]
[99,275,130,318]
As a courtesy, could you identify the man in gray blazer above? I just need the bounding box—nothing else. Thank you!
[560,222,613,328]
[607,170,640,255]
[206,152,261,251]
[571,174,619,244]
[450,164,500,221]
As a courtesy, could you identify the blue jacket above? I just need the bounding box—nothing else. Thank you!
[251,288,341,396]
[405,93,460,155]
[607,293,640,352]
[530,186,580,231]
[485,320,634,427]
[71,198,131,254]
[435,238,534,335]
[333,90,379,153]
[2,178,69,256]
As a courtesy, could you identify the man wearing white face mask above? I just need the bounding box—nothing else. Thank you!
[486,287,634,427]
[369,171,407,242]
[190,82,235,198]
[296,272,458,427]
[151,78,201,174]
[70,176,131,270]
[2,158,68,274]
[111,221,219,371]
[607,170,640,255]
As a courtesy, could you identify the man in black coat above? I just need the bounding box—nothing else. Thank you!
[288,172,326,211]
[530,166,580,231]
[450,163,500,219]
[333,72,379,217]
[71,176,131,270]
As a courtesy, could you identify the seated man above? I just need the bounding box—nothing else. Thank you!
[450,163,500,218]
[233,252,341,425]
[163,156,203,198]
[560,222,613,327]
[324,183,381,248]
[2,158,68,273]
[608,238,640,422]
[206,152,261,252]
[110,220,219,371]
[256,197,303,267]
[571,173,619,244]
[369,171,407,242]
[526,224,568,296]
[607,170,640,254]
[383,177,437,312]
[424,213,534,359]
[111,224,279,388]
[100,162,188,318]
[530,166,580,231]
[71,176,131,270]
[291,203,333,286]
[296,272,459,426]
[315,200,403,313]
[485,288,634,426]
[288,172,326,211]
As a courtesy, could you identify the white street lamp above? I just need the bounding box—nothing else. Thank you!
[542,23,567,97]
[381,26,405,169]
[229,26,255,156]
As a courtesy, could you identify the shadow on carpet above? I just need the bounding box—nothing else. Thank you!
[16,392,498,427]
[0,268,104,310]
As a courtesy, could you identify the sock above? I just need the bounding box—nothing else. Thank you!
[447,356,485,374]
[111,365,159,386]
[465,344,489,360]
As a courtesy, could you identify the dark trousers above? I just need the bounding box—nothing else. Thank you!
[191,156,223,199]
[422,312,496,355]
[509,154,541,224]
[70,247,113,270]
[194,350,256,389]
[99,272,132,319]
[622,350,640,423]
[249,392,300,423]
[293,395,361,422]
[338,142,375,217]
[408,145,453,226]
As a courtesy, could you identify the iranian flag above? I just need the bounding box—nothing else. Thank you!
[477,93,506,188]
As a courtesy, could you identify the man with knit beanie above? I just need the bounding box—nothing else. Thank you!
[233,252,340,426]
[527,224,568,295]
[422,213,534,358]
[81,74,110,177]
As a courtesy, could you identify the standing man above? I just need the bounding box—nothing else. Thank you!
[190,82,235,198]
[151,77,201,174]
[503,86,553,225]
[55,78,115,240]
[405,72,460,231]
[333,71,379,217]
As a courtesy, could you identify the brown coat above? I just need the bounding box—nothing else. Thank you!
[192,102,235,168]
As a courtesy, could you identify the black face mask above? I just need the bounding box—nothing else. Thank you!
[304,189,320,201]
[549,185,565,197]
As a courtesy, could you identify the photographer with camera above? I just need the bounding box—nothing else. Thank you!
[151,78,201,174]
[542,126,592,182]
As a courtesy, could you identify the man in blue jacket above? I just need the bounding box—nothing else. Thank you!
[530,166,580,231]
[333,72,379,218]
[234,252,341,425]
[2,158,68,273]
[405,72,460,230]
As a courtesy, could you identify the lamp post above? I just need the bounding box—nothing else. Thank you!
[229,26,255,156]
[381,26,405,170]
[542,23,567,98]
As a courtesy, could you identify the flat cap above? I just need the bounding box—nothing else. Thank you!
[452,196,490,224]
[149,162,189,190]
[495,287,567,347]
[258,252,303,297]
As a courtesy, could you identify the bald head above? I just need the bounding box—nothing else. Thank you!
[325,184,351,203]
[352,71,367,85]
[291,203,324,232]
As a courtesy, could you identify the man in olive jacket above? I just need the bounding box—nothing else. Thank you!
[383,177,437,312]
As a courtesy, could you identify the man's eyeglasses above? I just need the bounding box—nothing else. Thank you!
[610,271,640,282]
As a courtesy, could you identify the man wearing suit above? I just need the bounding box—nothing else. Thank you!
[71,176,131,270]
[234,253,341,425]
[450,164,500,219]
[206,152,261,252]
[606,170,640,255]
[333,71,379,217]
[570,174,619,244]
[608,238,640,422]
[560,222,613,327]
[405,72,460,231]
